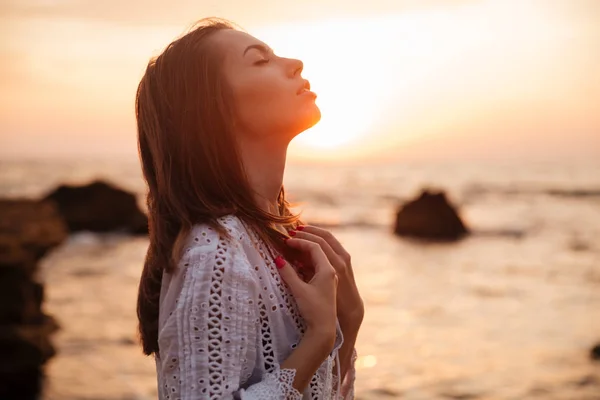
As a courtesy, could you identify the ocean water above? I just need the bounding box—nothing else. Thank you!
[1,158,599,400]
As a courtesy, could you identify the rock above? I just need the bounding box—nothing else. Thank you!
[0,244,42,324]
[591,343,600,361]
[0,367,43,400]
[0,199,69,260]
[0,316,59,400]
[0,318,59,370]
[44,180,148,234]
[394,190,469,240]
[0,200,66,399]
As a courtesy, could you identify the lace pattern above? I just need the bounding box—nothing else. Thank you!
[334,347,358,399]
[240,365,302,400]
[206,235,231,397]
[240,220,307,335]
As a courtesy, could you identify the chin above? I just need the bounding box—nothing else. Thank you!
[297,103,322,133]
[281,102,321,140]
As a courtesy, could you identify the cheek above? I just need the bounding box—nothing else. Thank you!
[234,72,293,128]
[230,69,320,135]
[239,72,285,100]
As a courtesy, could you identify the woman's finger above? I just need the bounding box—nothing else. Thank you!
[283,237,333,276]
[297,225,351,262]
[289,230,345,272]
[274,255,306,296]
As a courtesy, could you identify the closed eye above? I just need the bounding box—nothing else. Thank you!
[254,58,270,65]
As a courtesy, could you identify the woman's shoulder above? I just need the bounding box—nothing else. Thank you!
[179,215,257,282]
[182,214,247,255]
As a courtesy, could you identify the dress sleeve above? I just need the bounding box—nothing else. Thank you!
[338,347,358,399]
[156,225,303,400]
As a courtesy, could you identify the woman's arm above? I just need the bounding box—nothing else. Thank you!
[156,225,335,400]
[284,225,363,398]
[277,326,336,393]
[241,326,335,399]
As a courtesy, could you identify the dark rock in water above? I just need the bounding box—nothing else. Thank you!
[0,200,66,400]
[591,343,600,361]
[0,200,69,260]
[0,318,59,400]
[0,367,44,400]
[0,245,42,324]
[0,318,59,370]
[44,180,148,234]
[394,190,469,240]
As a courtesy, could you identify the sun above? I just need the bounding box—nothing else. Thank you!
[251,12,474,156]
[297,79,379,149]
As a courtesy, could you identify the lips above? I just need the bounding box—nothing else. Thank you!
[296,79,311,95]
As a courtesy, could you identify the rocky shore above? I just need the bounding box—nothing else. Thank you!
[0,181,146,399]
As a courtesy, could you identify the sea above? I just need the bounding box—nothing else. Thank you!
[1,158,599,400]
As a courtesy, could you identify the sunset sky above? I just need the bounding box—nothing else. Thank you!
[0,0,598,162]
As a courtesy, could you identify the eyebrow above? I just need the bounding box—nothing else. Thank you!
[243,44,272,57]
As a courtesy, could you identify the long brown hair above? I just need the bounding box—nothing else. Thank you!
[135,18,301,356]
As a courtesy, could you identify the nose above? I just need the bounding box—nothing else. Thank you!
[287,57,303,77]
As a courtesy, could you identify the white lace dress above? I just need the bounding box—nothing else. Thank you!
[155,215,357,399]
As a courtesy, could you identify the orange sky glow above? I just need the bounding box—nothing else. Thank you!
[0,0,598,162]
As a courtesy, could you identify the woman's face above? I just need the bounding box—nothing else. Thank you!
[213,29,321,141]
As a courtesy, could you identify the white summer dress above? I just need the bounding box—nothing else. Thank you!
[155,214,357,399]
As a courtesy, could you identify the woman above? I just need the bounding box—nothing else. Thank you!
[135,18,364,399]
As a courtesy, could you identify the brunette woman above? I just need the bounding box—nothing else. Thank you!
[135,18,364,399]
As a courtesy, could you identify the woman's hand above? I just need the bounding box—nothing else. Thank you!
[274,240,339,342]
[285,226,364,330]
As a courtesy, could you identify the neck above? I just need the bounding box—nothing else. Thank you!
[237,135,288,216]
